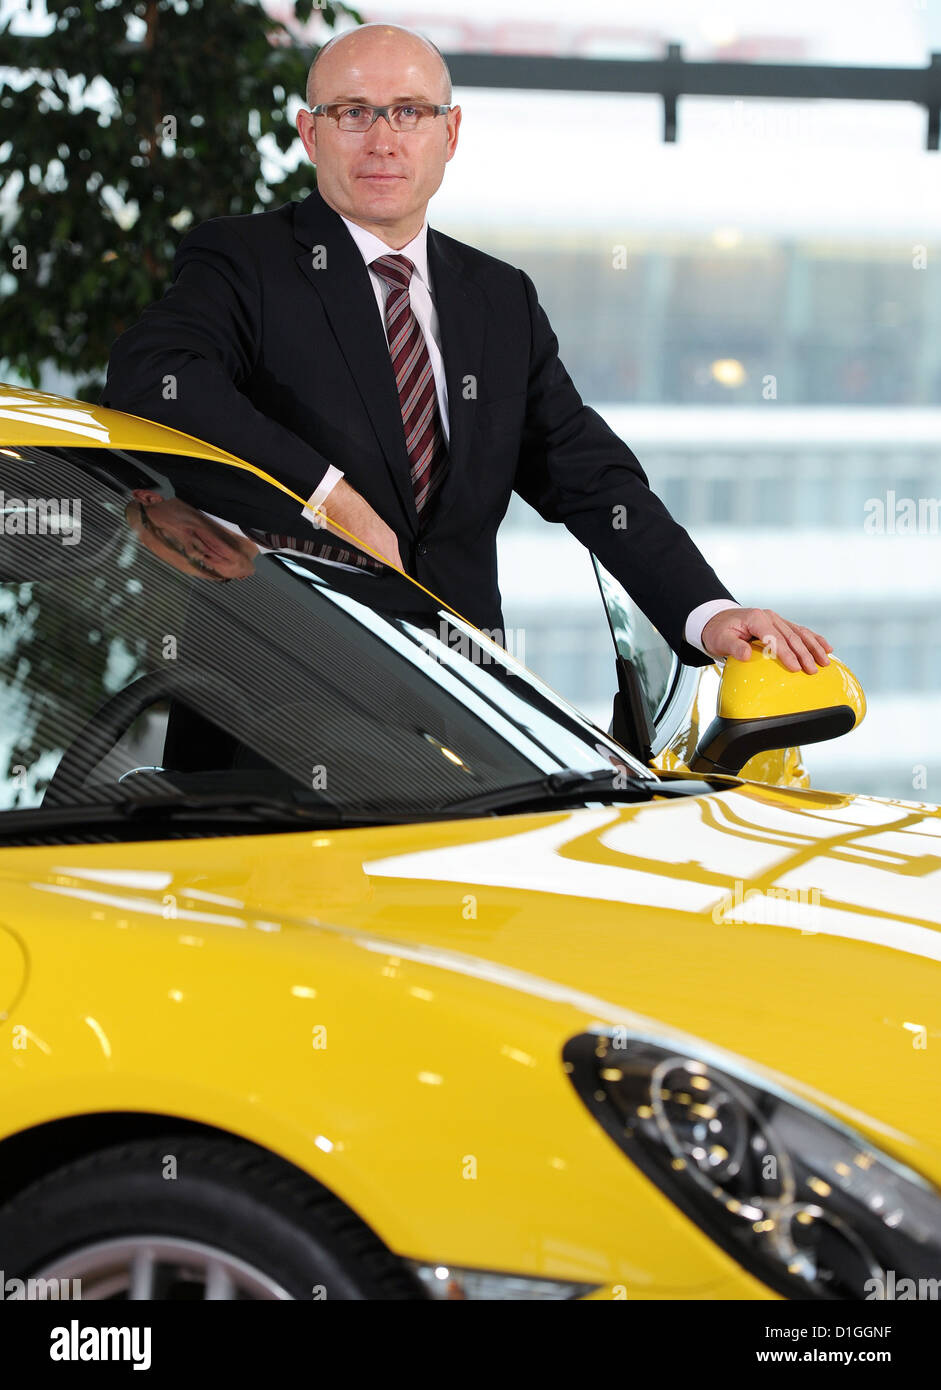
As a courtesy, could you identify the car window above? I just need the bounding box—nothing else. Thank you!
[0,446,651,823]
[591,555,678,728]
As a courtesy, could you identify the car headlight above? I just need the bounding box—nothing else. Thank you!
[563,1030,941,1299]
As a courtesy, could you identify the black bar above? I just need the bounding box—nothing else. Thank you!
[441,46,941,149]
[928,53,941,149]
[4,1297,939,1373]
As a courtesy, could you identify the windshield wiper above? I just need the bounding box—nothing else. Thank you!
[0,773,734,842]
[436,768,725,817]
[0,789,418,838]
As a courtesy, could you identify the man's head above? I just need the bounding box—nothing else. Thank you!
[296,23,460,246]
[125,489,258,581]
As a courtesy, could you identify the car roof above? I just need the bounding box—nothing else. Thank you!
[0,382,250,467]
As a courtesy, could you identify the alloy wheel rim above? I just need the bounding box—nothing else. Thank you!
[32,1235,294,1300]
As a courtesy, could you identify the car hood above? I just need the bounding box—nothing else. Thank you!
[11,778,941,1166]
[267,778,941,1163]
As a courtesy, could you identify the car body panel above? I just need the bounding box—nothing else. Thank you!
[0,386,250,467]
[0,831,775,1297]
[0,923,28,1023]
[0,776,938,1293]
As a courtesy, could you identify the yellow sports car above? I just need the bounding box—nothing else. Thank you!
[0,384,936,1303]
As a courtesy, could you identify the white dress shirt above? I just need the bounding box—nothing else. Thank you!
[301,215,736,656]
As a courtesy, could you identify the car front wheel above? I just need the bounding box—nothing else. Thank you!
[0,1135,422,1300]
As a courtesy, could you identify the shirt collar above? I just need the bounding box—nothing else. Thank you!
[340,215,431,289]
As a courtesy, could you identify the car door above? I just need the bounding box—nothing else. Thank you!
[590,555,809,787]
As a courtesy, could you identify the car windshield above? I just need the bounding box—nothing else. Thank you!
[0,444,652,829]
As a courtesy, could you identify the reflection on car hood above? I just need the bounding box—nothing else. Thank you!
[250,780,941,1162]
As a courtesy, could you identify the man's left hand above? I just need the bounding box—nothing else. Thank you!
[701,607,833,674]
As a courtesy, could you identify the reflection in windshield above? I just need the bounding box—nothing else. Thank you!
[0,446,651,824]
[124,487,387,582]
[128,490,257,582]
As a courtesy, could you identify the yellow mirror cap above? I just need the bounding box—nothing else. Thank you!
[717,643,866,727]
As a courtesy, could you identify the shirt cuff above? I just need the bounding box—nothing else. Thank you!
[301,466,344,527]
[685,599,741,657]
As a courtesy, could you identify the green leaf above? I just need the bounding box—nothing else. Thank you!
[2,0,347,388]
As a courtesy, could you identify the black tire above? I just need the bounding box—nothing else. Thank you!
[0,1135,423,1300]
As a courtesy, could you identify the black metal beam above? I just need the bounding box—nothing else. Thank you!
[441,47,941,150]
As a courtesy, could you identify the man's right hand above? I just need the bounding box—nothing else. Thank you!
[307,479,402,570]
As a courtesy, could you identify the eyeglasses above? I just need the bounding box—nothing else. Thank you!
[310,102,451,133]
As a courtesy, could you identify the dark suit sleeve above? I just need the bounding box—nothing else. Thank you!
[512,268,737,666]
[99,220,336,503]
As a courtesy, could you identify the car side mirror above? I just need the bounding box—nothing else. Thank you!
[688,643,866,776]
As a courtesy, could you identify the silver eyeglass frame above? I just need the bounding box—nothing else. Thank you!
[309,102,451,131]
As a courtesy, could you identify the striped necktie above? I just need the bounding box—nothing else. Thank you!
[371,253,448,515]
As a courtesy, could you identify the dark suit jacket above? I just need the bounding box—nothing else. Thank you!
[100,187,735,663]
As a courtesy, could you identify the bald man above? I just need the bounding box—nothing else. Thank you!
[101,23,831,673]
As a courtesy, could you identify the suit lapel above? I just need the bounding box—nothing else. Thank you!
[426,228,487,529]
[293,189,418,530]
